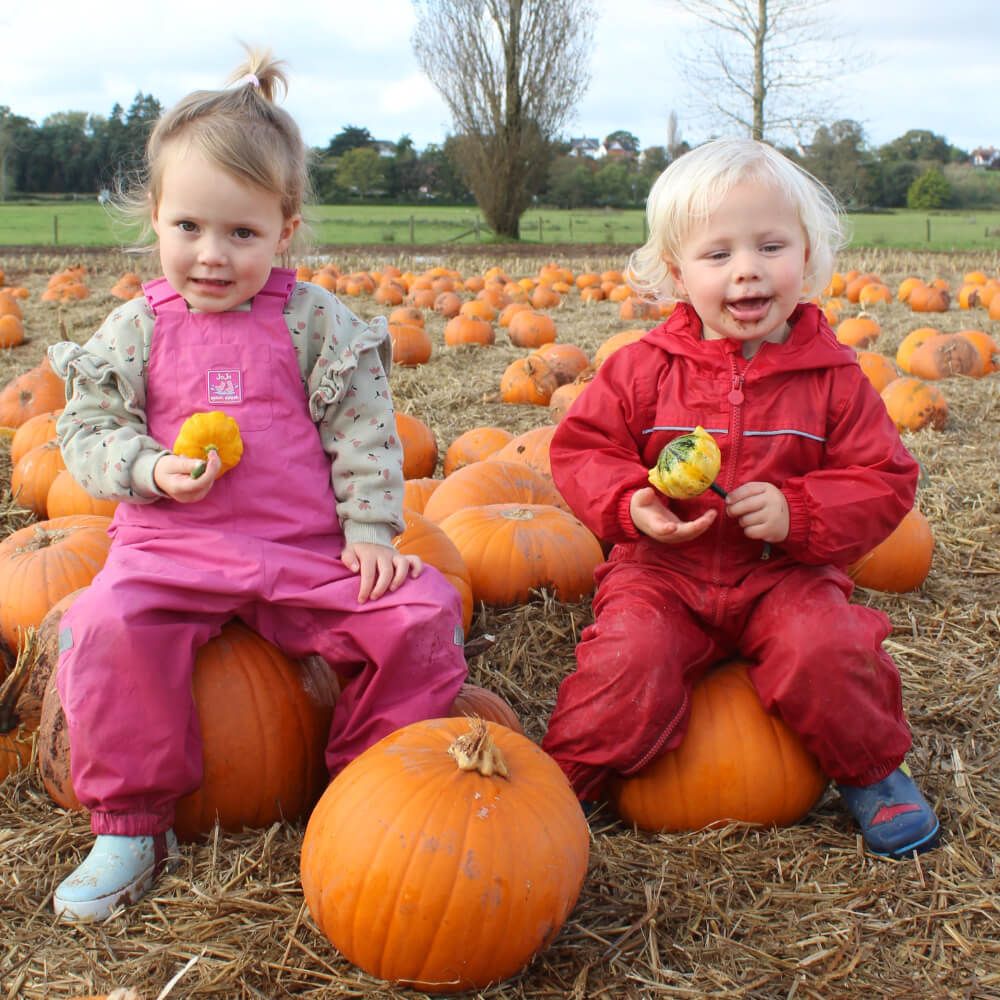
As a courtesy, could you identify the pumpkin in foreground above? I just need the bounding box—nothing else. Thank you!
[301,717,589,994]
[608,660,828,832]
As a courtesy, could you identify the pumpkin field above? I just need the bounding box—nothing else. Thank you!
[0,245,998,999]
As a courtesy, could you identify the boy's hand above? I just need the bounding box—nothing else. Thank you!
[153,450,221,502]
[630,486,717,544]
[341,541,423,602]
[725,482,790,543]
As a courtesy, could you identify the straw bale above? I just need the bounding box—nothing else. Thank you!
[1,249,998,1000]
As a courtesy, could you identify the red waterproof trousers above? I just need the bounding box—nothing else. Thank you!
[541,554,912,800]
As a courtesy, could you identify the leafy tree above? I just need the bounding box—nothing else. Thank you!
[604,130,640,154]
[412,0,594,239]
[545,157,598,208]
[594,161,636,207]
[880,129,951,165]
[673,0,856,142]
[800,119,880,208]
[327,126,375,157]
[640,146,669,179]
[386,135,422,200]
[907,168,951,210]
[879,161,921,209]
[336,147,385,199]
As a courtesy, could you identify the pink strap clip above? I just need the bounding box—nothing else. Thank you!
[237,73,260,89]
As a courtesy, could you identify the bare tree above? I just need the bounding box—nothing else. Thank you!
[412,0,594,240]
[674,0,855,143]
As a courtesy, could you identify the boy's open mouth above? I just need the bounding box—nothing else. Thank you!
[727,297,771,320]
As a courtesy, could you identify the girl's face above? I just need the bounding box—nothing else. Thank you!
[668,180,809,357]
[152,143,299,313]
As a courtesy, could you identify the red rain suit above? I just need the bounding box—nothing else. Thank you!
[542,302,919,799]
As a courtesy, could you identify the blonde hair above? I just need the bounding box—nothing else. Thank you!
[628,138,847,301]
[117,45,312,257]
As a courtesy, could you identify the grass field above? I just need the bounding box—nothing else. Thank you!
[3,200,1000,252]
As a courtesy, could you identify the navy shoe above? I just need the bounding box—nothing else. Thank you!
[837,764,940,859]
[580,800,600,818]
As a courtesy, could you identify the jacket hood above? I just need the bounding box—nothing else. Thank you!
[640,301,859,375]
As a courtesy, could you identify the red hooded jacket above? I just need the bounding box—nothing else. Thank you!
[550,302,918,584]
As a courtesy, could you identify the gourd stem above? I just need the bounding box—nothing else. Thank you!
[448,717,509,778]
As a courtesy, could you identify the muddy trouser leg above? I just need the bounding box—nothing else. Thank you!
[541,560,725,800]
[738,565,911,786]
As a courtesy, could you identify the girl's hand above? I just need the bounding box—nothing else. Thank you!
[725,482,790,543]
[153,450,222,502]
[341,541,423,602]
[630,486,717,544]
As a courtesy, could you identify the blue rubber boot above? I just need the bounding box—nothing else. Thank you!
[53,830,180,921]
[837,764,939,859]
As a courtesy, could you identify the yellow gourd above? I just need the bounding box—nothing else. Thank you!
[648,425,722,499]
[173,411,243,479]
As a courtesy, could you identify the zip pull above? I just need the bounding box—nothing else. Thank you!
[728,372,744,405]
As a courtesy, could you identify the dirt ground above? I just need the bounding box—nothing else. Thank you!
[0,246,998,1000]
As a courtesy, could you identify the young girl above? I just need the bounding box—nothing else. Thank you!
[542,138,940,860]
[48,49,467,920]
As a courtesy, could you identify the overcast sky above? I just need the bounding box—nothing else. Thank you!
[2,0,996,156]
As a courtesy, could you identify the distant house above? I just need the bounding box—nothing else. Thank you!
[373,141,396,158]
[971,146,1000,170]
[599,139,636,160]
[568,137,601,159]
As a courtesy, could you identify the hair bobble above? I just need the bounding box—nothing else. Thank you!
[236,73,260,89]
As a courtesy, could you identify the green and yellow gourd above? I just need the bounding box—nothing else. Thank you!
[648,425,771,559]
[648,425,723,499]
[173,411,243,479]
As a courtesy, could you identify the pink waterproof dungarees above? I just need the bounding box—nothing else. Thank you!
[57,269,467,836]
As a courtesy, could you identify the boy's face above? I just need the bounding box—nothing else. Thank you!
[152,142,299,313]
[668,180,809,357]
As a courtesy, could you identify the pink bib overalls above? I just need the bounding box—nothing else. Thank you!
[57,269,467,836]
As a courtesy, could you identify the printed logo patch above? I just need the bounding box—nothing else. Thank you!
[207,369,242,405]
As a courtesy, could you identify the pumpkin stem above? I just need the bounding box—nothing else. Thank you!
[448,717,509,778]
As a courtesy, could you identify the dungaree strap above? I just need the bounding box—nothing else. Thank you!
[142,277,187,314]
[252,267,297,313]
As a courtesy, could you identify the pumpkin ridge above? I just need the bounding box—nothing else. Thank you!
[327,759,407,962]
[347,743,460,971]
[413,767,497,987]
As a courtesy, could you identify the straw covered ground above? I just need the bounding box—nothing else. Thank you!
[0,247,998,1000]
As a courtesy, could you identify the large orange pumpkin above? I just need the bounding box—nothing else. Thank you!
[393,509,474,635]
[0,365,66,430]
[488,424,558,486]
[395,412,438,479]
[11,439,66,518]
[442,426,514,477]
[423,459,565,524]
[906,333,986,380]
[46,469,120,519]
[531,342,589,385]
[300,717,588,993]
[0,515,112,652]
[388,322,432,366]
[895,327,941,373]
[438,503,603,607]
[9,408,61,466]
[880,377,948,432]
[608,660,828,832]
[499,356,558,406]
[847,507,934,592]
[38,617,338,843]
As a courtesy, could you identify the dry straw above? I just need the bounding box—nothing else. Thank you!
[1,250,998,999]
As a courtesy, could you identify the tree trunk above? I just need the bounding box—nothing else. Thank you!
[752,0,767,141]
